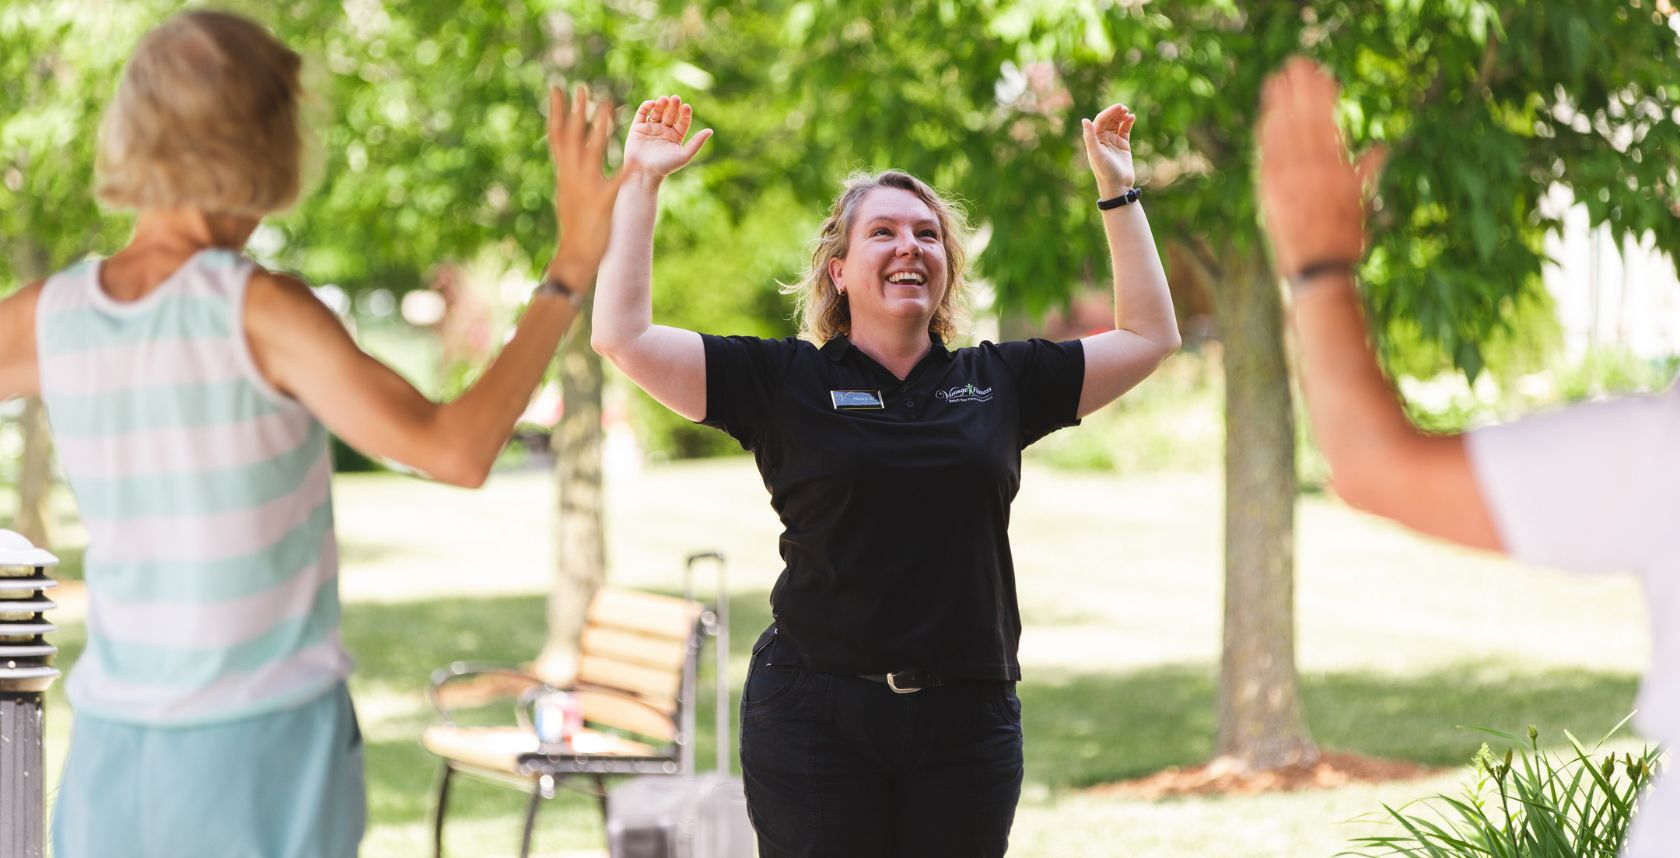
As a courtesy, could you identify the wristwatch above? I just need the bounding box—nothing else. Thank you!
[1097,187,1142,210]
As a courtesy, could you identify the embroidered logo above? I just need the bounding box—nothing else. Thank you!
[935,383,994,404]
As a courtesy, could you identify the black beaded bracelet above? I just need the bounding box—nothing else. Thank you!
[1097,187,1142,210]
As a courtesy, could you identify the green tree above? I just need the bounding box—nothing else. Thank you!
[0,2,169,546]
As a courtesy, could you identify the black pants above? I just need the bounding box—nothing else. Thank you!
[739,629,1025,857]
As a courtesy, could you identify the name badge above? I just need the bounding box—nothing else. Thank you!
[830,389,885,410]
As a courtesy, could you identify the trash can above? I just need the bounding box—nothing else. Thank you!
[0,530,60,858]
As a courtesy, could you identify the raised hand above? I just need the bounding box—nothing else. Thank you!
[546,83,626,287]
[1256,58,1384,278]
[1081,103,1137,197]
[623,95,713,178]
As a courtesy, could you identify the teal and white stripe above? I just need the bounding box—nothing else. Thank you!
[37,249,352,726]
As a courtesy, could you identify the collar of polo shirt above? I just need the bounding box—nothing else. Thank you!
[821,332,953,363]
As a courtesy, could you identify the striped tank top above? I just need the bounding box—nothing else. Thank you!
[36,249,352,726]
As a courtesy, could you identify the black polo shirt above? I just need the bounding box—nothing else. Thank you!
[701,332,1084,681]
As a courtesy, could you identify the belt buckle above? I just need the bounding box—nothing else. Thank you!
[885,671,921,694]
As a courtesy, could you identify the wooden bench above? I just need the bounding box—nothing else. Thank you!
[422,584,708,858]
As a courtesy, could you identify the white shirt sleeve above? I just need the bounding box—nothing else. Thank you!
[1466,386,1680,576]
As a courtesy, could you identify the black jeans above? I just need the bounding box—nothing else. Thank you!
[739,628,1025,857]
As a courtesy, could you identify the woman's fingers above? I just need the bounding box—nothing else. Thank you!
[562,84,588,150]
[587,97,616,157]
[674,103,693,137]
[550,83,588,157]
[548,85,586,168]
[1091,102,1127,133]
[571,83,590,124]
[548,85,565,146]
[680,127,713,163]
[1261,59,1341,163]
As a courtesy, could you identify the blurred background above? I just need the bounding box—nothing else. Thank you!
[3,1,1677,855]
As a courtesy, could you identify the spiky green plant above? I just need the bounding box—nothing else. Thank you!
[1342,717,1662,857]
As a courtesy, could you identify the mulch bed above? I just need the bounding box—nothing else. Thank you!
[1087,752,1447,799]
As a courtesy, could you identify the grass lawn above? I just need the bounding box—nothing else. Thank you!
[36,456,1649,857]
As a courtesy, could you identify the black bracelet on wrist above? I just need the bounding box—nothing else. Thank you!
[1097,187,1142,210]
[535,276,584,308]
[1288,260,1357,289]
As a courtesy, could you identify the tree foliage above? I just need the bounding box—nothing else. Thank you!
[0,2,162,285]
[653,0,1679,376]
[1347,1,1680,378]
[6,1,1675,373]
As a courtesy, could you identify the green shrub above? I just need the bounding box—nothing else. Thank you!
[631,388,744,462]
[1028,348,1222,474]
[1342,719,1661,858]
[1553,349,1680,403]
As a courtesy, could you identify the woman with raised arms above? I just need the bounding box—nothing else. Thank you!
[0,11,623,856]
[591,95,1180,856]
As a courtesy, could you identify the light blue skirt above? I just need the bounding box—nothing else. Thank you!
[52,681,365,858]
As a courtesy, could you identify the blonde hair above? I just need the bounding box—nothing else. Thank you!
[95,11,305,215]
[783,170,971,344]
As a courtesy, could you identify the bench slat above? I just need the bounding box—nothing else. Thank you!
[578,689,677,742]
[581,627,688,672]
[587,588,699,641]
[578,654,678,712]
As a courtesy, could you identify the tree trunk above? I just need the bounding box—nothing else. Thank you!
[533,297,606,684]
[10,242,52,548]
[15,398,52,548]
[997,307,1037,341]
[1210,248,1317,771]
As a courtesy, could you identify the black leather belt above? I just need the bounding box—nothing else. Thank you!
[859,669,942,694]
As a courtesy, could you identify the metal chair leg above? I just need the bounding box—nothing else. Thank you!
[519,774,552,858]
[593,774,609,831]
[433,763,456,858]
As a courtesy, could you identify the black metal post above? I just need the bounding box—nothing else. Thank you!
[2,694,47,858]
[0,532,60,858]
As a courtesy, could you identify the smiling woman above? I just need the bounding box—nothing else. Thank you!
[589,93,1181,857]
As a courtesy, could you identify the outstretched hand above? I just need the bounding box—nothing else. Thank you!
[1081,103,1137,197]
[624,95,713,178]
[1256,58,1385,278]
[546,83,626,287]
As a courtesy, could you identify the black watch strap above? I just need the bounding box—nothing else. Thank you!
[1097,187,1142,210]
